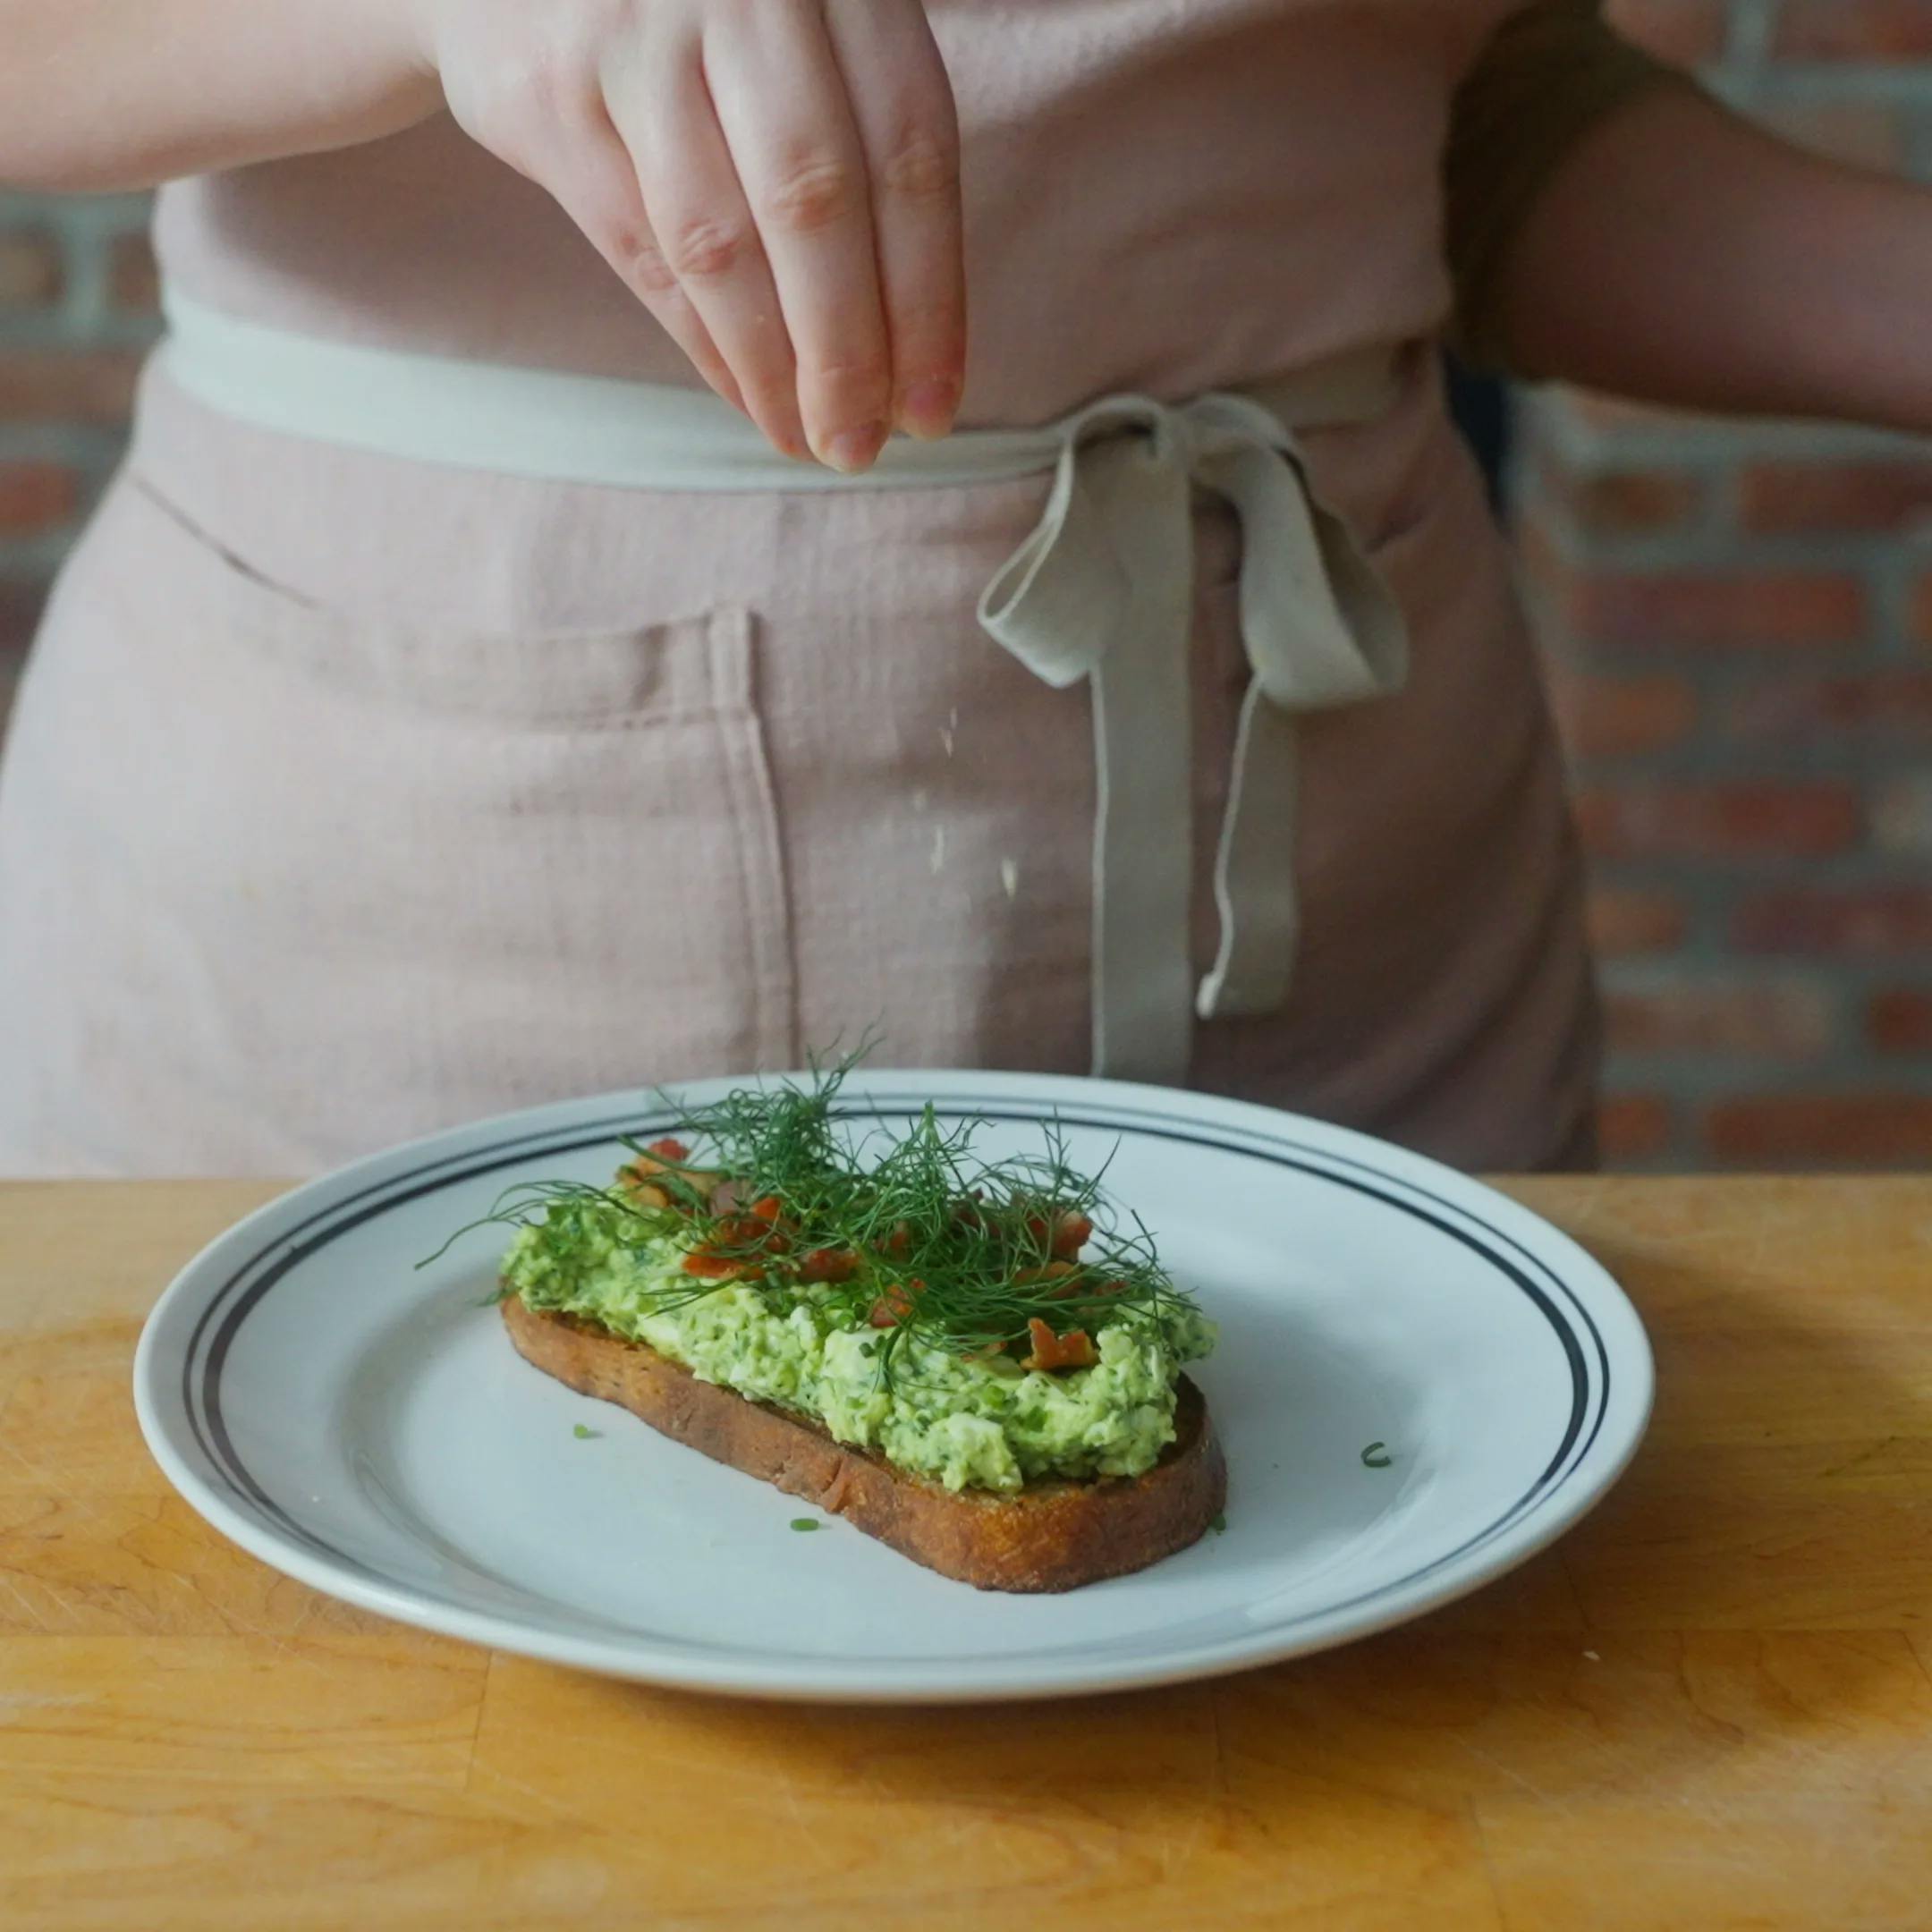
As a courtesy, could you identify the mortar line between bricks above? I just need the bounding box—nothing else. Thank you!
[0,423,140,465]
[1533,528,1930,578]
[1717,68,1932,108]
[1569,748,1927,784]
[1606,1059,1932,1106]
[0,532,89,576]
[1521,398,1932,470]
[1599,950,1932,1001]
[1584,852,1932,894]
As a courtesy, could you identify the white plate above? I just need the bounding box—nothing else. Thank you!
[134,1071,1651,1703]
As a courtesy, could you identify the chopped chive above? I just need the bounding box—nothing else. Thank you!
[1360,1441,1393,1468]
[1208,1512,1227,1534]
[573,1423,597,1440]
[789,1517,822,1532]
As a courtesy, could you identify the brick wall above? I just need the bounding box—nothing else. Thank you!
[1522,0,1932,1167]
[0,191,157,732]
[3,6,1931,1168]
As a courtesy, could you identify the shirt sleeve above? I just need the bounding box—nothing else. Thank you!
[1445,1,1706,373]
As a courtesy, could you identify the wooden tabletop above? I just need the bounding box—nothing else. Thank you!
[1,1177,1928,1930]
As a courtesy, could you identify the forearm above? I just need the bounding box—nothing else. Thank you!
[1491,80,1932,435]
[0,0,437,191]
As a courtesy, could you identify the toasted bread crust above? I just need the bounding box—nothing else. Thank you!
[502,1297,1226,1593]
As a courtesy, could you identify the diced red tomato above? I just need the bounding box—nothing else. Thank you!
[868,1279,924,1328]
[1054,1212,1094,1258]
[1025,1210,1094,1260]
[1021,1318,1097,1372]
[622,1140,719,1211]
[682,1191,794,1277]
[682,1250,763,1282]
[1015,1258,1080,1293]
[710,1210,792,1257]
[800,1247,860,1284]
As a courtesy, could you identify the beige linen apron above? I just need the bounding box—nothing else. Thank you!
[0,0,1597,1175]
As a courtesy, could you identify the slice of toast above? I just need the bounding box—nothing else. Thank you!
[503,1297,1227,1593]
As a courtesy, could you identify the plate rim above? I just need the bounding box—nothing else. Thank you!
[133,1070,1654,1702]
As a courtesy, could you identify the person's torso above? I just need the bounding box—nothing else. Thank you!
[154,0,1518,423]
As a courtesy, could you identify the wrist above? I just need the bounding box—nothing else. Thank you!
[335,0,447,131]
[352,0,444,89]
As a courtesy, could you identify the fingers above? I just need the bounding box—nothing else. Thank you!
[821,0,965,439]
[527,106,749,419]
[451,0,965,470]
[603,52,809,459]
[700,4,895,471]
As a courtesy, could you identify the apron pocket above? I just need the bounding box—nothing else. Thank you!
[4,470,800,1168]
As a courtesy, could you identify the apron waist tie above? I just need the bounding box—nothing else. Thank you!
[978,389,1411,1081]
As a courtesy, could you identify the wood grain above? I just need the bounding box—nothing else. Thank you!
[0,1176,1928,1931]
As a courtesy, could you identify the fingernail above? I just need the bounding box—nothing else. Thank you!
[821,422,888,474]
[901,379,959,439]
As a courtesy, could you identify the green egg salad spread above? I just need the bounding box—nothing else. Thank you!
[469,1063,1216,1494]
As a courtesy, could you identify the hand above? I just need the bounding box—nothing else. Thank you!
[419,0,965,470]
